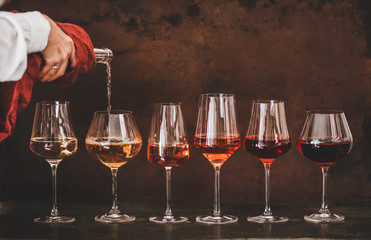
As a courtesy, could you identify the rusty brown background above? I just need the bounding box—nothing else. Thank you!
[1,0,370,210]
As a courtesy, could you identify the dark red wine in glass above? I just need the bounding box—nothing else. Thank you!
[244,136,291,163]
[297,141,351,167]
[244,100,290,223]
[297,110,353,223]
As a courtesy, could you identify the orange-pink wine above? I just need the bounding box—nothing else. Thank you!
[194,134,241,165]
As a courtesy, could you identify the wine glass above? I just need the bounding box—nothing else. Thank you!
[147,103,189,223]
[30,101,77,223]
[85,110,142,223]
[194,93,241,224]
[297,110,353,223]
[244,100,291,223]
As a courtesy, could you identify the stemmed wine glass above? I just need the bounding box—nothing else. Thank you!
[85,110,142,223]
[194,93,241,224]
[297,110,352,223]
[244,100,291,223]
[147,103,189,223]
[30,101,77,223]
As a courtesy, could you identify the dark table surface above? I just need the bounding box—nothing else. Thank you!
[0,201,370,240]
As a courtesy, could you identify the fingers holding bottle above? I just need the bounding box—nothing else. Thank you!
[39,14,76,82]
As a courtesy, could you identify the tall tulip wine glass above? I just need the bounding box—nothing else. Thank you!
[147,103,189,223]
[244,100,291,223]
[297,110,352,223]
[194,93,241,224]
[30,101,77,223]
[86,110,142,223]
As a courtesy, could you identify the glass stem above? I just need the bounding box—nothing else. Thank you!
[110,168,120,215]
[49,160,60,217]
[319,167,330,214]
[213,166,221,218]
[263,162,272,216]
[165,167,173,217]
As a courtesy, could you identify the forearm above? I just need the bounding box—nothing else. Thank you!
[0,11,50,82]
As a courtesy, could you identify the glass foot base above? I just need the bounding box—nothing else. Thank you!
[247,215,289,223]
[95,213,135,223]
[149,215,188,223]
[304,213,344,223]
[34,216,75,223]
[196,215,238,224]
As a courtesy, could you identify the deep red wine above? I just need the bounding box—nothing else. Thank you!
[297,141,351,167]
[244,136,291,163]
[194,134,241,166]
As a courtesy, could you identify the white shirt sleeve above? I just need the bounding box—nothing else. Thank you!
[0,11,50,82]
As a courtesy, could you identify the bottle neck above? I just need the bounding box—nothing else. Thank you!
[94,48,113,64]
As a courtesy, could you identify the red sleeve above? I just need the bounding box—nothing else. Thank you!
[0,81,19,142]
[54,23,96,87]
[0,22,96,142]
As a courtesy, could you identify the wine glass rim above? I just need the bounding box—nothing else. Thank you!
[154,102,182,106]
[200,93,235,97]
[252,100,284,104]
[306,110,344,114]
[37,100,70,105]
[94,110,133,115]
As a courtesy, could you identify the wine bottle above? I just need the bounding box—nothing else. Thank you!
[94,48,113,64]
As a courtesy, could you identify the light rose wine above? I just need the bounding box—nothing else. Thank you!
[147,144,189,167]
[194,134,241,166]
[30,137,77,159]
[86,139,142,168]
